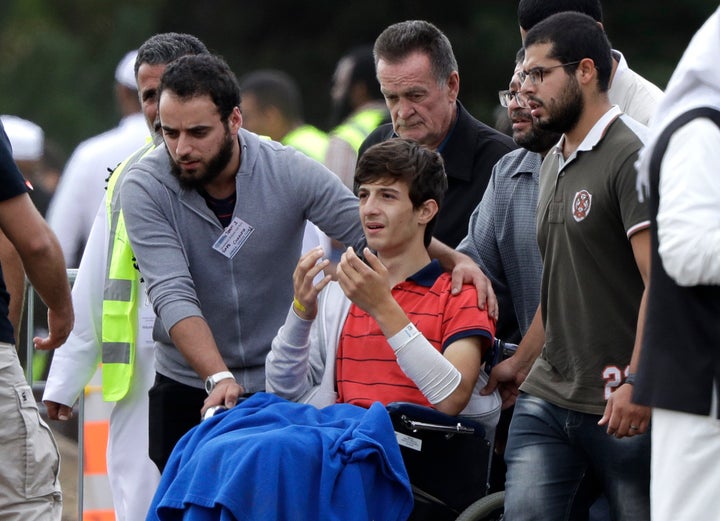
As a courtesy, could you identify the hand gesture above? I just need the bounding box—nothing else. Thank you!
[292,246,331,320]
[336,246,392,316]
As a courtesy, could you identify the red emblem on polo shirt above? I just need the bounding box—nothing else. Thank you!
[572,189,592,222]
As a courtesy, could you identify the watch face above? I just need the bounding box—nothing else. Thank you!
[205,378,213,394]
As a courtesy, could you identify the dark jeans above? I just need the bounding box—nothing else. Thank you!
[504,393,650,521]
[148,373,207,473]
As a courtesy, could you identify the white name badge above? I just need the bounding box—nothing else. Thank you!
[212,217,255,259]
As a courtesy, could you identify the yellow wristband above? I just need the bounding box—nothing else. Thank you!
[293,297,306,314]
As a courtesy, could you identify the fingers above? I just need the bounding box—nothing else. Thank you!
[44,402,73,421]
[33,333,62,351]
[473,272,498,319]
[449,263,499,320]
[484,278,499,320]
[295,247,327,282]
[58,405,73,421]
[200,381,244,416]
[337,247,362,282]
[480,372,498,395]
[598,394,650,438]
[34,309,73,351]
[44,402,60,420]
[450,268,464,297]
[293,246,330,307]
[500,390,519,410]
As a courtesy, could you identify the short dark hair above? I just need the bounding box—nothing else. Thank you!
[517,0,603,32]
[524,12,612,92]
[345,45,383,102]
[373,20,458,84]
[134,33,209,78]
[159,54,240,121]
[238,70,303,121]
[355,138,447,247]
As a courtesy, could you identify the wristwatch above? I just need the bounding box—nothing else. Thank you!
[204,371,235,395]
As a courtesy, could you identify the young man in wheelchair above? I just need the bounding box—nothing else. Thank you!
[266,137,500,431]
[147,139,501,521]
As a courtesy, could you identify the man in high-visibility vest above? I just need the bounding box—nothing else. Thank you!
[43,33,210,521]
[324,45,390,191]
[239,69,329,162]
[238,69,332,257]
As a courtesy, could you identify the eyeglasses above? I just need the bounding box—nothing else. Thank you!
[498,90,523,108]
[518,61,581,85]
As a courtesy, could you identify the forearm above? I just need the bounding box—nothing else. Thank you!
[20,231,72,316]
[390,322,461,399]
[168,315,229,380]
[627,288,648,377]
[0,195,73,349]
[366,294,412,338]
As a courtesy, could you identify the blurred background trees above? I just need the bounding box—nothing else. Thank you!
[0,0,716,160]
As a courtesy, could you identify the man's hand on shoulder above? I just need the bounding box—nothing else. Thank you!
[450,252,498,319]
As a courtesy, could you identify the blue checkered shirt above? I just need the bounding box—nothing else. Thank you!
[457,148,544,340]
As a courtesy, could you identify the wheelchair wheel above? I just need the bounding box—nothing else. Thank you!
[454,491,504,521]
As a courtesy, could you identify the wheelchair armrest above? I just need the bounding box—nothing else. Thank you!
[386,401,486,438]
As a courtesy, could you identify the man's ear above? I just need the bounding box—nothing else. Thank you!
[577,58,598,87]
[229,106,243,132]
[447,71,460,102]
[417,199,439,224]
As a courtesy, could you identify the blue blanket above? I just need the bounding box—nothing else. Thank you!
[147,392,413,521]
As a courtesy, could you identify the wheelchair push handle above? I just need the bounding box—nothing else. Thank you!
[386,401,486,438]
[399,415,477,435]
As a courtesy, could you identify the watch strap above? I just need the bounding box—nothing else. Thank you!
[205,370,235,394]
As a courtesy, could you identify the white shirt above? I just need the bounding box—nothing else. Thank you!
[657,118,720,286]
[636,7,720,287]
[609,50,664,126]
[47,113,148,267]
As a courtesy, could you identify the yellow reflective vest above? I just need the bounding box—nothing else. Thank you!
[100,141,156,401]
[282,124,329,162]
[330,107,388,153]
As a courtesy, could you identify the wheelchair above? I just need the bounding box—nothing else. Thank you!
[203,394,505,521]
[387,402,504,521]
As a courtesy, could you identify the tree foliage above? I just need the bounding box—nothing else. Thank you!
[0,0,716,158]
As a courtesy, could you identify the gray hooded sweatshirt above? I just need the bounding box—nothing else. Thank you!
[121,128,363,391]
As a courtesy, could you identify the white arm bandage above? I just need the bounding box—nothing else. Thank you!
[386,322,462,405]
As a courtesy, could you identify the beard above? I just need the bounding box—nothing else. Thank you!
[516,127,562,153]
[512,109,563,153]
[169,128,235,190]
[535,75,584,135]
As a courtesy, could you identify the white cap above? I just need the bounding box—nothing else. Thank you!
[115,49,138,90]
[0,115,44,161]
